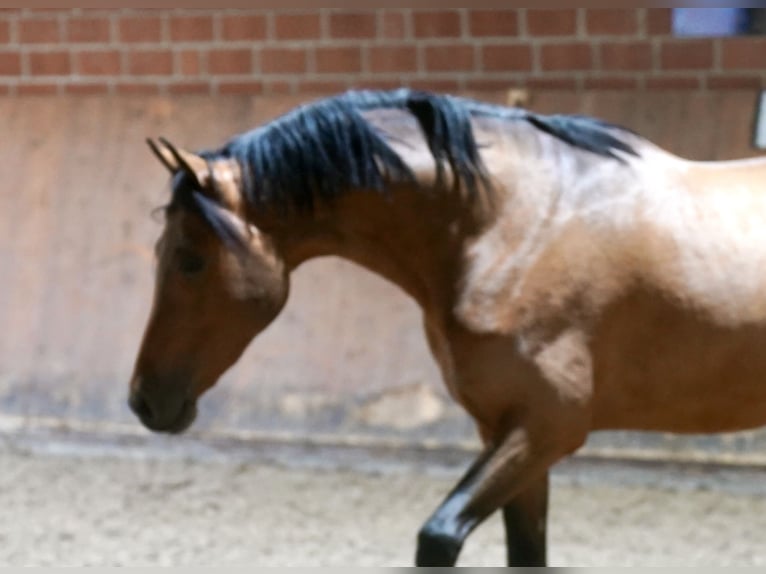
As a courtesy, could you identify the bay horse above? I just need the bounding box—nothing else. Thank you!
[130,88,766,566]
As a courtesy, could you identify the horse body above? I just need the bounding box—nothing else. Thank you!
[377,117,766,441]
[132,90,766,566]
[589,155,766,434]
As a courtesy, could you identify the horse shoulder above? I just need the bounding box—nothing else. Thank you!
[438,225,602,437]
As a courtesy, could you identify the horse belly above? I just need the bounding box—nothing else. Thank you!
[590,289,766,434]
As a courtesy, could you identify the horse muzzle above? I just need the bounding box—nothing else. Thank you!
[128,380,198,434]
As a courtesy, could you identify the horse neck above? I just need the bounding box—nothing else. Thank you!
[261,183,484,315]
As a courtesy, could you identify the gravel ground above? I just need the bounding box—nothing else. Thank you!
[1,437,766,567]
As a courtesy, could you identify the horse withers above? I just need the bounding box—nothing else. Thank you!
[129,89,766,566]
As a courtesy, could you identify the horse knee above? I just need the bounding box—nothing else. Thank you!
[416,523,463,567]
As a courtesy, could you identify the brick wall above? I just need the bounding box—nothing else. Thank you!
[1,8,765,96]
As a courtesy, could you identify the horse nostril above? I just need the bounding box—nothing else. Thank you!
[129,391,154,423]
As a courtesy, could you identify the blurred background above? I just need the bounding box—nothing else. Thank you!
[1,8,766,566]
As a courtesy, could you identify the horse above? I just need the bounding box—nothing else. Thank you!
[129,88,766,566]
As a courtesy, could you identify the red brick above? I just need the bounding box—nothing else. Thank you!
[264,79,293,94]
[65,83,109,95]
[721,38,766,70]
[208,49,252,75]
[368,45,418,73]
[586,9,637,35]
[119,16,162,43]
[661,40,713,70]
[116,82,161,95]
[0,21,9,44]
[77,50,120,76]
[541,43,593,71]
[379,10,407,39]
[526,9,577,36]
[128,50,173,75]
[329,12,376,39]
[584,76,639,90]
[29,51,70,75]
[67,17,110,43]
[465,78,518,91]
[482,44,533,72]
[353,79,402,91]
[315,46,362,74]
[274,13,320,40]
[218,80,264,95]
[0,53,21,75]
[168,82,209,95]
[19,18,60,43]
[599,42,652,71]
[424,45,474,72]
[260,48,307,74]
[707,75,764,90]
[527,77,579,90]
[645,76,701,89]
[409,78,461,92]
[17,83,58,95]
[169,16,213,42]
[413,10,461,38]
[469,10,518,37]
[178,50,201,76]
[647,8,672,35]
[299,79,350,93]
[221,15,267,41]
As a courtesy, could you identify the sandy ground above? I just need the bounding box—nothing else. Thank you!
[1,435,766,567]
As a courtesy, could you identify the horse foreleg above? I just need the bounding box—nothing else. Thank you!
[415,426,558,567]
[503,471,549,566]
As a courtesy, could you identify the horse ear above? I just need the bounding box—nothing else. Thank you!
[147,137,210,188]
[146,138,180,174]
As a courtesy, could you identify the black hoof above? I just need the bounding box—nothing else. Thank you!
[416,528,462,567]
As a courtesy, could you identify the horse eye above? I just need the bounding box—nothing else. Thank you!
[176,248,205,276]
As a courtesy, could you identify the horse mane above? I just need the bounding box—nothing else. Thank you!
[203,88,639,213]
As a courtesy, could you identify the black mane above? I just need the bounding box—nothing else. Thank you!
[204,88,638,213]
